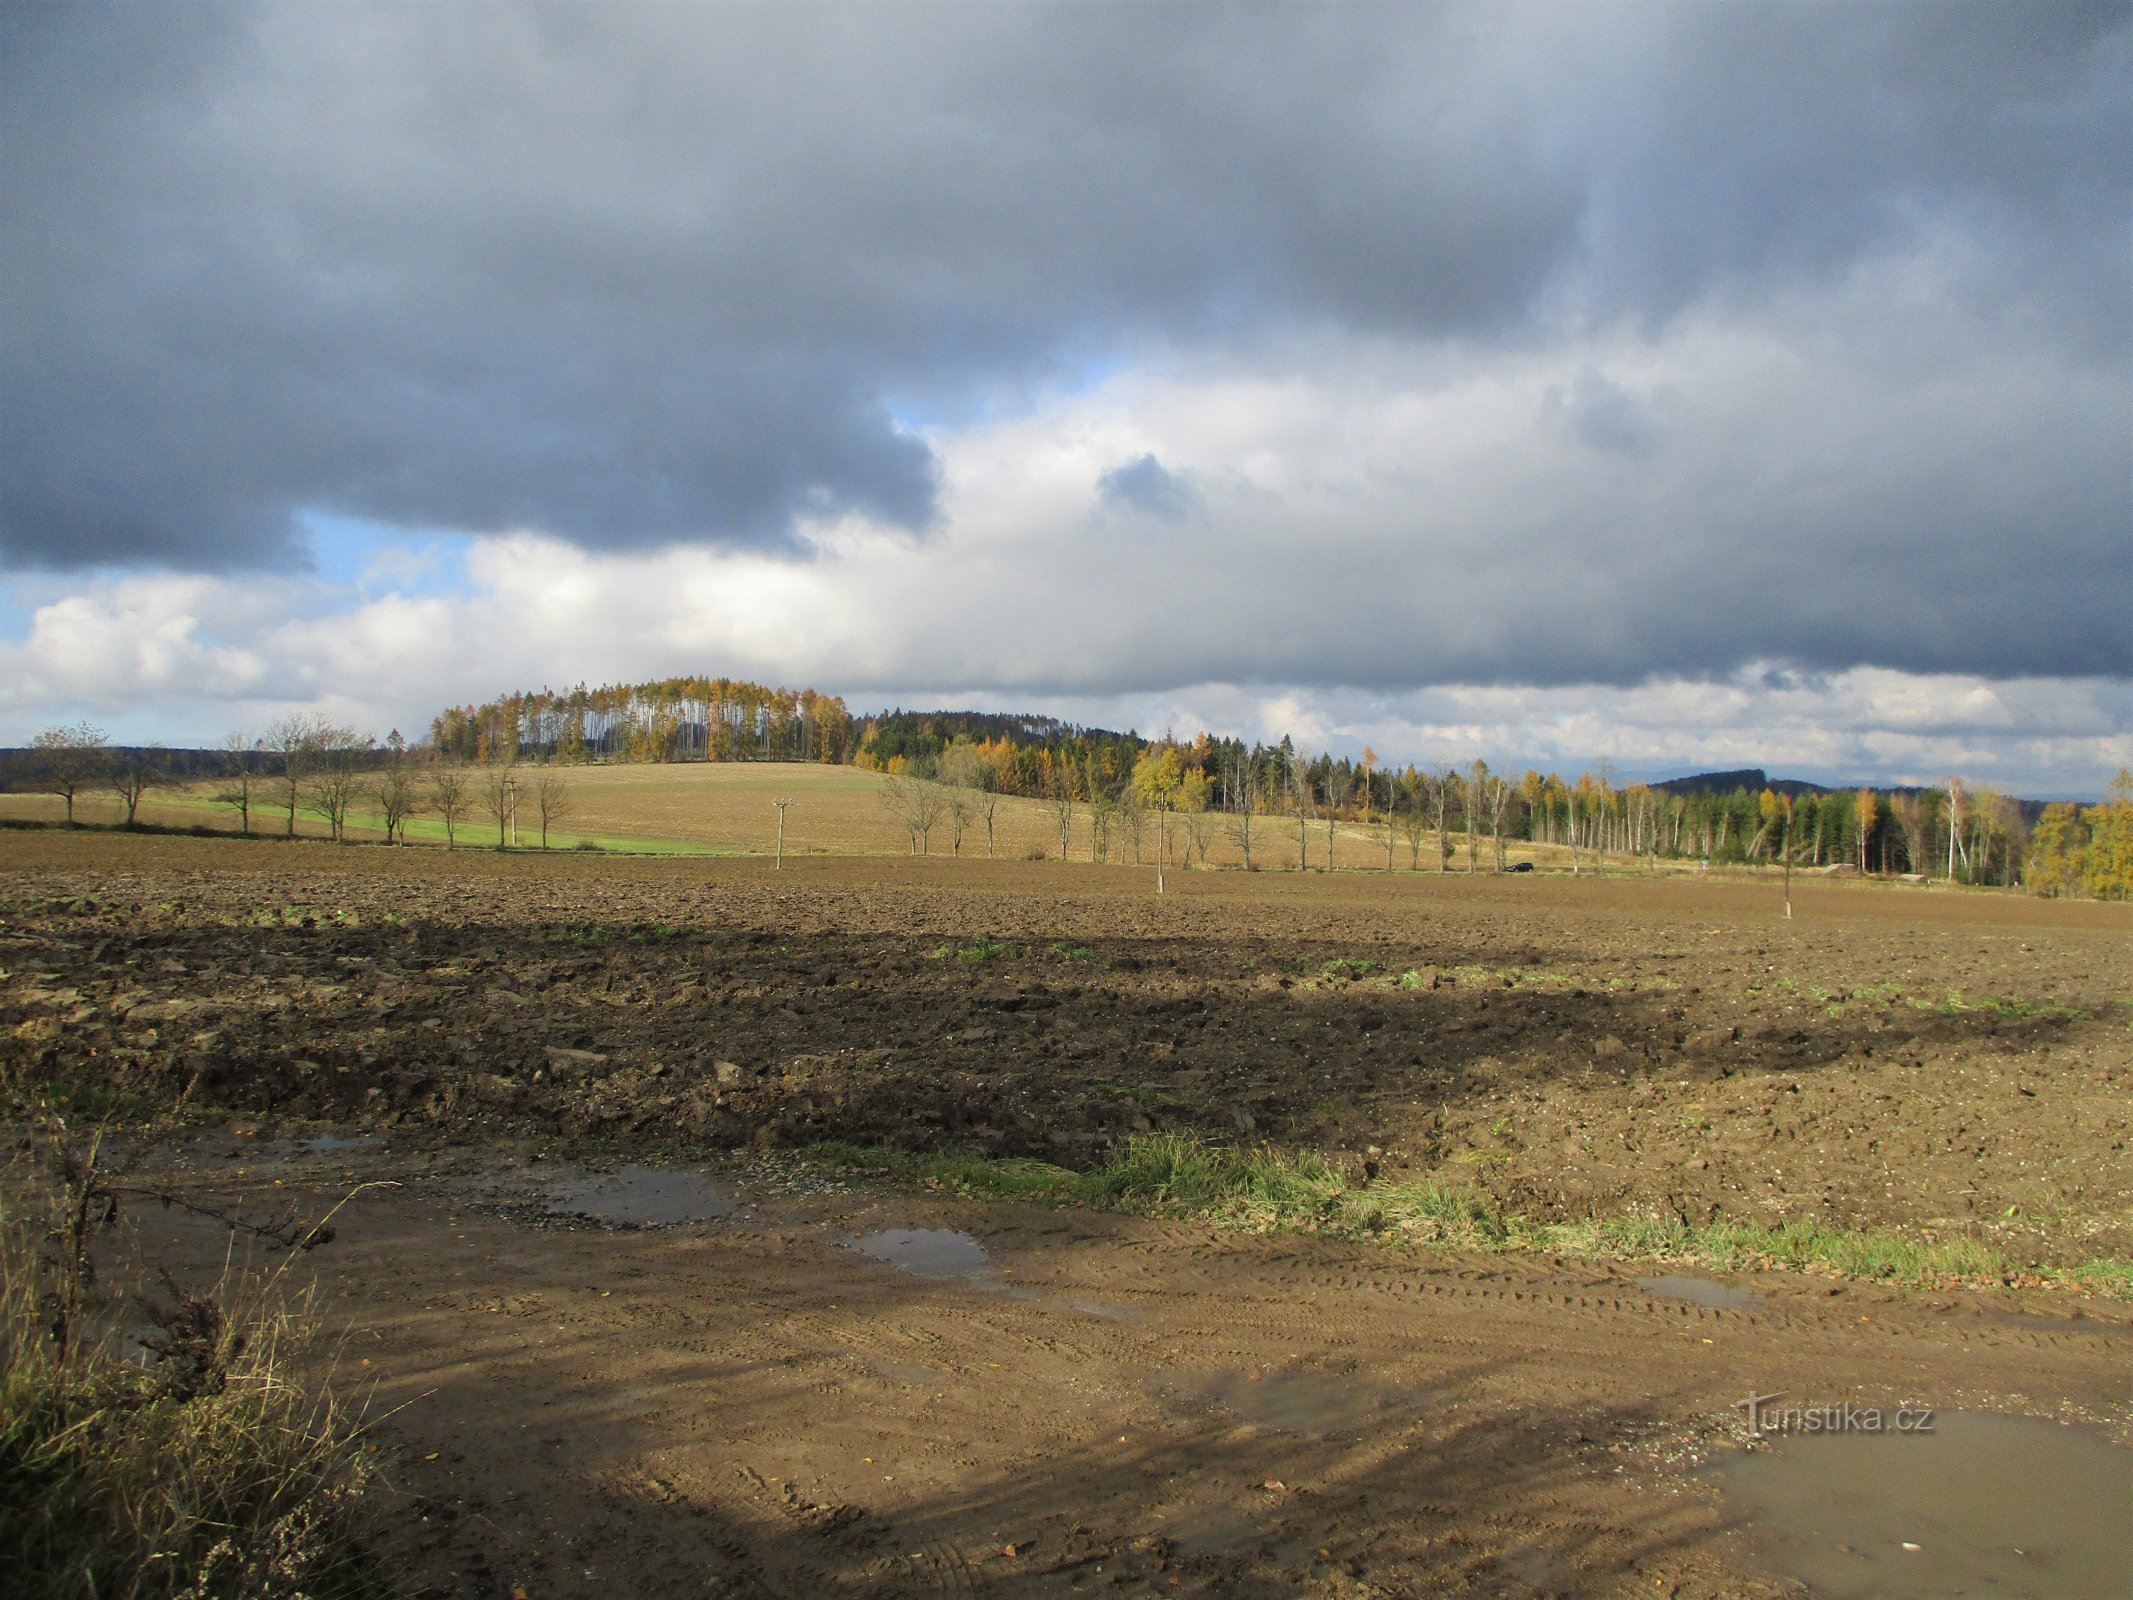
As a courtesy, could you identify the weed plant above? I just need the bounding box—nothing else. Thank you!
[807,1132,2132,1300]
[0,1133,390,1599]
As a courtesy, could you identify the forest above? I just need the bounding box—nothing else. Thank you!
[412,682,2131,895]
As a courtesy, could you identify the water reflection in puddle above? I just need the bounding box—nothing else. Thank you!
[1637,1274,1758,1310]
[1984,1309,2129,1339]
[851,1228,992,1280]
[535,1165,734,1227]
[301,1133,378,1155]
[1715,1410,2130,1599]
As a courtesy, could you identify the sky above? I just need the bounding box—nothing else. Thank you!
[3,2,2128,796]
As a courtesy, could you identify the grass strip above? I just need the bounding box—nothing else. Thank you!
[804,1132,2133,1301]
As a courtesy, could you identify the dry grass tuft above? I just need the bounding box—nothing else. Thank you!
[0,1133,389,1600]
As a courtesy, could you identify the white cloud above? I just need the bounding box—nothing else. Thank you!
[3,278,2125,796]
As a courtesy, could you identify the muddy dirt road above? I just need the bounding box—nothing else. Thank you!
[7,833,2131,1595]
[112,1133,2133,1599]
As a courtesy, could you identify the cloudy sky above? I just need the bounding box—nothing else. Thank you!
[4,2,2128,794]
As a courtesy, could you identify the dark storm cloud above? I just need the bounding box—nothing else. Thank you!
[1544,369,1656,457]
[1097,455,1198,523]
[2,1,2127,686]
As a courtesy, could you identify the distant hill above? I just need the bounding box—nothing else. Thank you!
[1649,766,2049,823]
[1650,768,1828,799]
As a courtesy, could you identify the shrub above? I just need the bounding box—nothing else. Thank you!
[1,1140,389,1599]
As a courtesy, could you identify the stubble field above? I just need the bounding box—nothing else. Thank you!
[0,755,1574,869]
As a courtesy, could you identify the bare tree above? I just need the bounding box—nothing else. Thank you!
[264,713,328,837]
[375,760,421,844]
[374,732,422,844]
[481,763,518,849]
[109,747,175,827]
[429,760,471,849]
[304,725,370,843]
[1183,778,1219,867]
[1464,761,1486,874]
[881,775,947,853]
[1398,771,1430,868]
[1322,765,1353,874]
[1888,791,1927,876]
[945,786,973,855]
[1049,765,1076,860]
[212,732,260,835]
[1228,753,1262,870]
[1290,755,1313,872]
[939,740,998,857]
[1487,769,1515,870]
[1781,795,1795,918]
[910,780,947,855]
[534,768,572,850]
[1116,784,1147,864]
[1429,768,1457,871]
[1088,787,1115,861]
[29,723,110,824]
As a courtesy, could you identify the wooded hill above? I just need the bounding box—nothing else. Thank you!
[7,679,2124,894]
[409,679,2116,890]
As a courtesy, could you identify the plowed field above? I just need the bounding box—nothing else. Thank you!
[6,830,2129,1597]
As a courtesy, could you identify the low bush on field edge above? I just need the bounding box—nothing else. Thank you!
[0,1131,390,1600]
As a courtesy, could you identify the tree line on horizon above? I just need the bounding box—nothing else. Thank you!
[863,722,2108,893]
[14,718,580,851]
[428,678,859,766]
[9,682,2130,898]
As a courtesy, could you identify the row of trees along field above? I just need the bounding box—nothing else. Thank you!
[853,713,2130,896]
[429,678,858,765]
[14,701,2130,897]
[16,718,579,850]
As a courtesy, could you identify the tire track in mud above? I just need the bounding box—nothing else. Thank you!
[107,1149,2133,1600]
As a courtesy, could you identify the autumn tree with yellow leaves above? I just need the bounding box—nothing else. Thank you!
[2028,769,2133,899]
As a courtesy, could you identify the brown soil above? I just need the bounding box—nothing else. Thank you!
[101,1138,2133,1598]
[7,832,2132,1596]
[8,832,2130,1262]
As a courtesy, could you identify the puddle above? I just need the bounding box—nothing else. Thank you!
[851,1228,992,1280]
[535,1165,734,1227]
[1159,1369,1411,1434]
[1637,1274,1757,1310]
[301,1133,377,1155]
[1985,1309,2128,1339]
[1715,1410,2131,1599]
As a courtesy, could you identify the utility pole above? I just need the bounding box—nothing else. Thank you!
[772,797,790,869]
[1782,796,1794,920]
